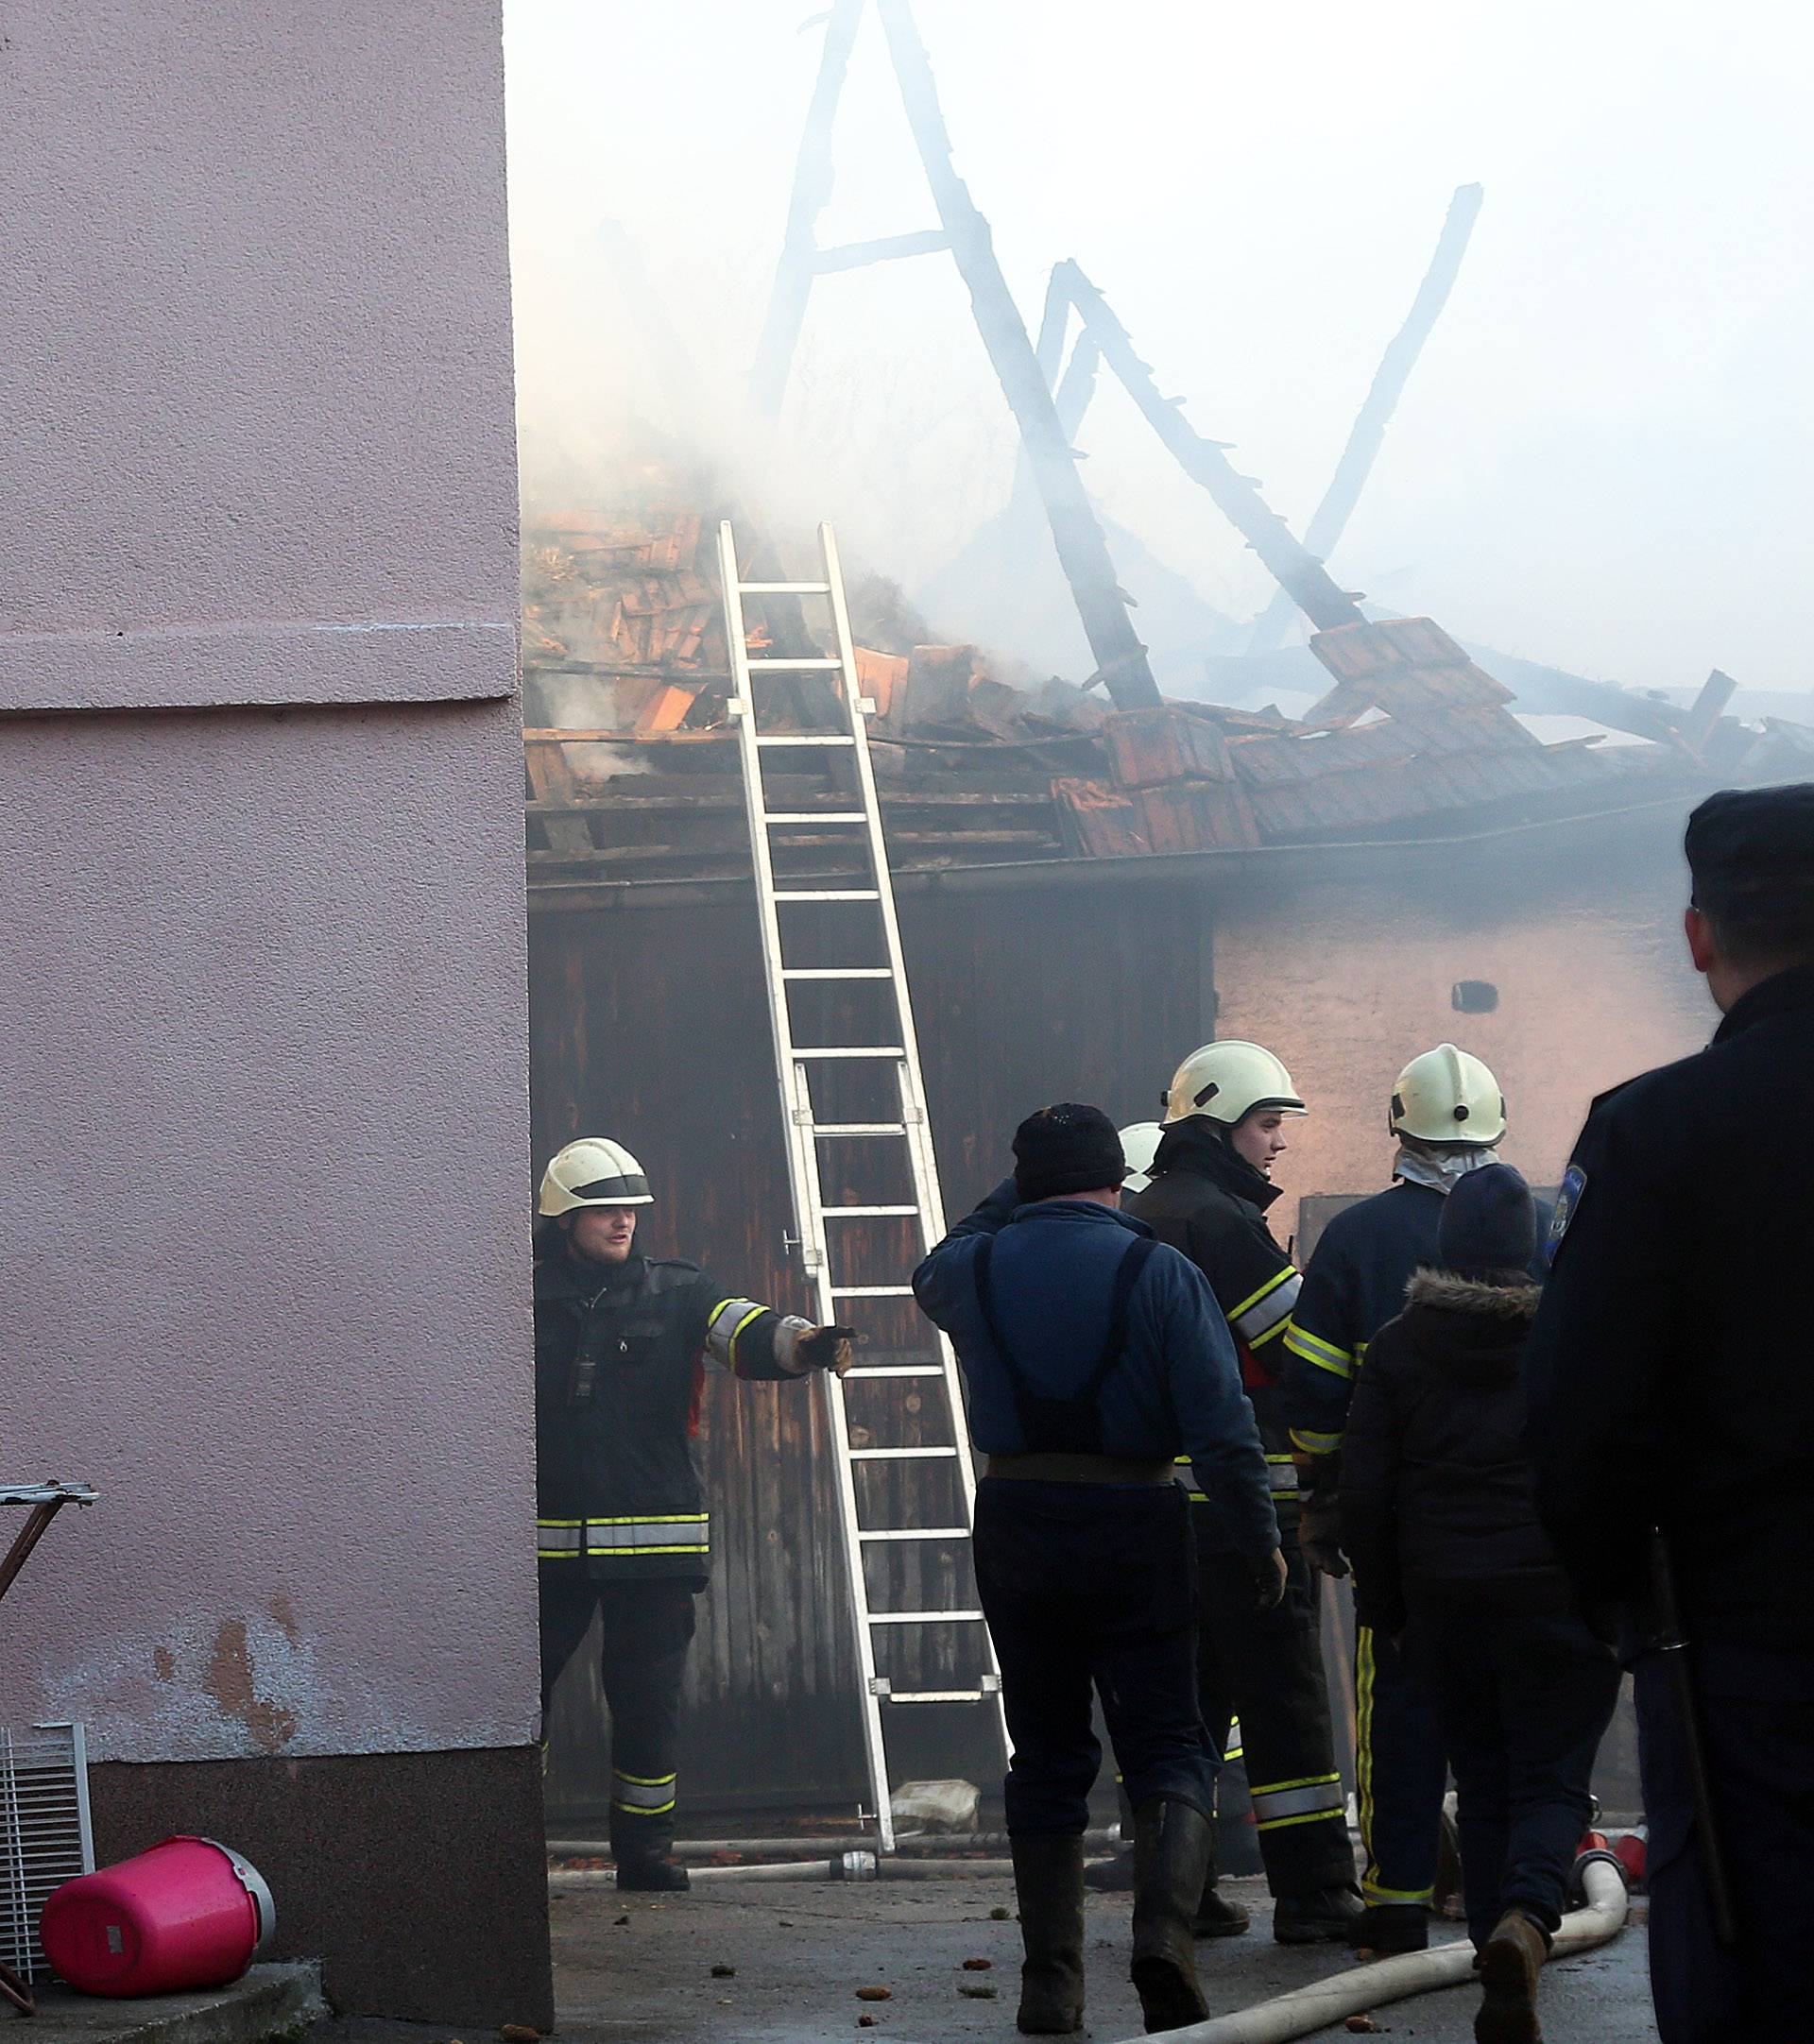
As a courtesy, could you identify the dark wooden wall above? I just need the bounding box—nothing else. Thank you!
[531,879,1212,1827]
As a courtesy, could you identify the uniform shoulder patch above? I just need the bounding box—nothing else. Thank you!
[1544,1164,1587,1269]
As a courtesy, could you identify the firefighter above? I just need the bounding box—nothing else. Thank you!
[534,1136,852,1891]
[1128,1046,1363,1943]
[1279,1044,1507,1951]
[915,1104,1283,2035]
[1524,785,1814,2044]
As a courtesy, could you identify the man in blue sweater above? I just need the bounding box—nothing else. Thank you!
[916,1104,1283,2036]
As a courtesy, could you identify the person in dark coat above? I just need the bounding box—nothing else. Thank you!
[1523,784,1814,2044]
[916,1104,1282,2036]
[1342,1164,1619,2044]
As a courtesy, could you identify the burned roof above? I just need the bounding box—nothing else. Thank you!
[522,508,1732,906]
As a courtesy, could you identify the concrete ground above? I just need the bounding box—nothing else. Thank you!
[0,1966,323,2044]
[541,1871,1659,2044]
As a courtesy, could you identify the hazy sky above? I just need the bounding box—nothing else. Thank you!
[505,1,1814,692]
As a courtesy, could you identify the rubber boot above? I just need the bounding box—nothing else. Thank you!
[1083,1849,1136,1893]
[1475,1908,1549,2044]
[1191,1822,1249,1938]
[1130,1798,1212,2034]
[614,1849,690,1893]
[1349,1900,1429,1953]
[1009,1832,1086,2035]
[1273,1882,1364,1944]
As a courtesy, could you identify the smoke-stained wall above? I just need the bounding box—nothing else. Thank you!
[0,2,546,2022]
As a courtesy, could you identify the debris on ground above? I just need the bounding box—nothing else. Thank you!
[500,2027,540,2041]
[961,1956,993,1969]
[1344,2018,1384,2035]
[959,1984,998,1999]
[855,1985,892,2001]
[989,1905,1012,1920]
[710,1963,736,1977]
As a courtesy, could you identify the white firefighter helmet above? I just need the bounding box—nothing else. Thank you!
[537,1136,655,1215]
[1119,1121,1163,1196]
[1390,1045,1506,1147]
[1161,1042,1307,1128]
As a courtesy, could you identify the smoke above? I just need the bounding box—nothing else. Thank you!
[504,0,1814,694]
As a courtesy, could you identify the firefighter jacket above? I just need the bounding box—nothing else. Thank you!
[535,1235,807,1584]
[1524,962,1814,1652]
[1279,1180,1446,1465]
[914,1179,1278,1561]
[1126,1122,1302,1541]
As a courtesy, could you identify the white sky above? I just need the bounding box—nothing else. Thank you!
[504,0,1814,691]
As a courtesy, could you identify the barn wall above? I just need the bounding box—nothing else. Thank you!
[531,881,1211,1823]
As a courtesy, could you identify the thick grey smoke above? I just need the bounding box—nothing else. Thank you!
[505,0,1814,694]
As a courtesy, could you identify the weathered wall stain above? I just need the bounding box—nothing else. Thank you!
[206,1618,299,1753]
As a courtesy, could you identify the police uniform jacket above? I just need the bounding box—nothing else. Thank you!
[1280,1180,1446,1463]
[535,1233,806,1584]
[1523,962,1814,1650]
[1126,1121,1303,1540]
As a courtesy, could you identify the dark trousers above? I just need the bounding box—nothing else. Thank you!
[539,1568,697,1859]
[1196,1526,1353,1897]
[1354,1618,1450,1906]
[1636,1642,1814,2044]
[1410,1584,1619,1946]
[975,1478,1216,1832]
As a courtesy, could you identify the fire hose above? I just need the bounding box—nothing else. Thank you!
[1121,1850,1630,2044]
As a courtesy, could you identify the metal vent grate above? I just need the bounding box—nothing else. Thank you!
[0,1725,94,1983]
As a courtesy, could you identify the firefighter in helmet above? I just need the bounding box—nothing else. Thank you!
[534,1136,853,1890]
[1127,1045,1363,1942]
[1279,1044,1508,1950]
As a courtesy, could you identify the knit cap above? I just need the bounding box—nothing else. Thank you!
[1437,1162,1536,1281]
[1012,1103,1126,1204]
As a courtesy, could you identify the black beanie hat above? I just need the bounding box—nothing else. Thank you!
[1437,1163,1537,1281]
[1012,1103,1126,1204]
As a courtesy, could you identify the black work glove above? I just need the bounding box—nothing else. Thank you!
[796,1323,857,1374]
[1251,1546,1289,1612]
[1297,1479,1350,1580]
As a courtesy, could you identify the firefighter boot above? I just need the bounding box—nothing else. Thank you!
[614,1849,690,1893]
[1273,1882,1365,1944]
[1130,1798,1213,2034]
[1475,1909,1549,2044]
[1191,1825,1250,1938]
[1349,1902,1429,1953]
[1009,1832,1086,2035]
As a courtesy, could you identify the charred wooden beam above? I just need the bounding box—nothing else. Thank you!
[1247,183,1485,654]
[1054,259,1366,635]
[873,0,1161,709]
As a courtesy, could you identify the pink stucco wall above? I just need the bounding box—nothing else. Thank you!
[0,3,534,1762]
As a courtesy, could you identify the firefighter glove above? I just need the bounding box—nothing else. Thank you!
[796,1323,857,1375]
[1298,1489,1349,1578]
[1252,1546,1289,1612]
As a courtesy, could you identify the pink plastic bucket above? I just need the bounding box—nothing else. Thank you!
[41,1836,274,1996]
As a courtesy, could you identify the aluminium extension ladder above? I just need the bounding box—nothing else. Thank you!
[716,519,1007,1850]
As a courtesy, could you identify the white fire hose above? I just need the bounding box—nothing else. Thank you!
[1124,1851,1630,2044]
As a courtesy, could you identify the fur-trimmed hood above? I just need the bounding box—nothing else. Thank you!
[1396,1266,1540,1387]
[1405,1267,1541,1321]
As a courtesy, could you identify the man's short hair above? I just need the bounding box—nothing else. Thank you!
[1686,784,1814,967]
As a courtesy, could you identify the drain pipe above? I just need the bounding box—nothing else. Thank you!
[1124,1852,1629,2044]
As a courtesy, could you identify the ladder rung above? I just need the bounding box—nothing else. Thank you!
[768,812,868,825]
[867,1610,984,1625]
[740,581,833,595]
[882,1689,998,1705]
[794,1045,902,1058]
[776,891,881,903]
[848,1447,959,1461]
[823,1204,920,1218]
[830,1285,916,1298]
[858,1526,970,1541]
[756,735,856,747]
[782,968,894,980]
[847,1365,944,1379]
[745,657,844,670]
[813,1122,909,1136]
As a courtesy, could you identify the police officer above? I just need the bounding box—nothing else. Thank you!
[915,1104,1282,2036]
[535,1136,852,1891]
[1129,1046,1363,1943]
[1524,785,1814,2044]
[1280,1044,1507,1950]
